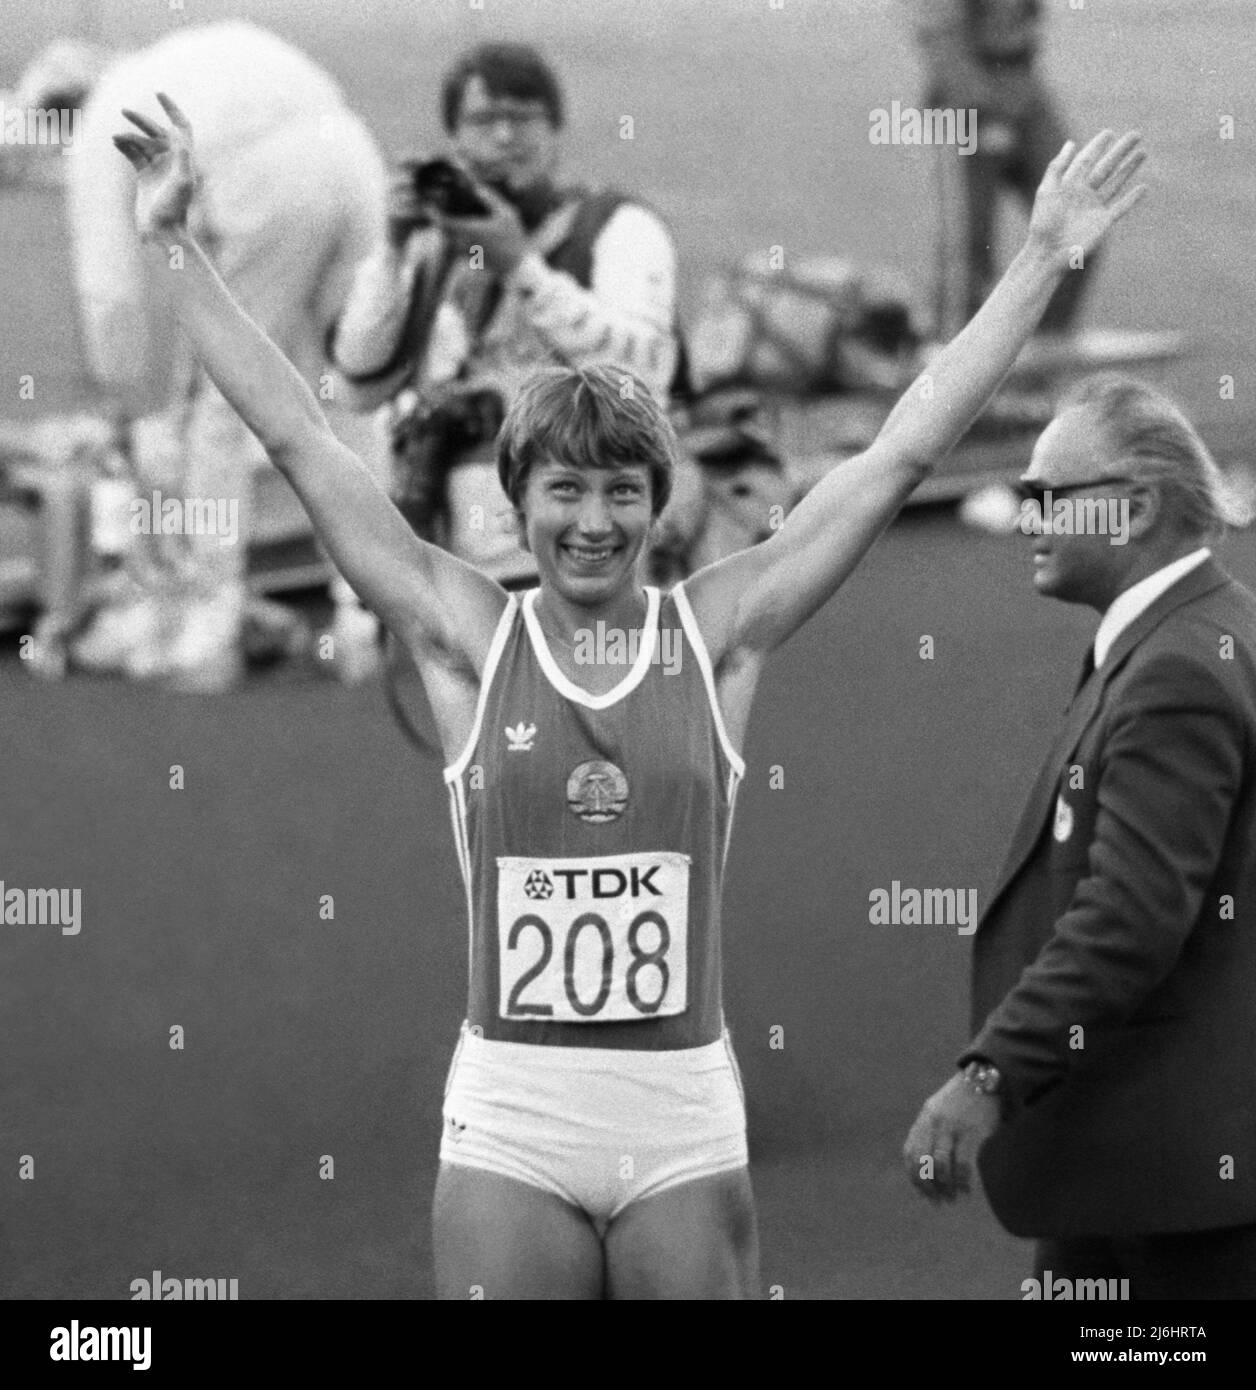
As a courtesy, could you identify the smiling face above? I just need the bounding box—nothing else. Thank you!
[1021,405,1146,610]
[521,459,654,603]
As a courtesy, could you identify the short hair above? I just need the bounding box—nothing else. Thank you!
[440,42,564,132]
[496,366,677,516]
[1059,373,1252,540]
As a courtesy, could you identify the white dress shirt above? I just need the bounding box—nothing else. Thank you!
[1093,549,1212,668]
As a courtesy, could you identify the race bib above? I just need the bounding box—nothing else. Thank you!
[496,851,690,1023]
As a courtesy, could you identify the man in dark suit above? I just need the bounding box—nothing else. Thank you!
[904,374,1256,1298]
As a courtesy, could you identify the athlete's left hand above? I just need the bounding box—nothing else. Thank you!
[439,180,528,276]
[903,1072,1002,1202]
[1026,128,1147,265]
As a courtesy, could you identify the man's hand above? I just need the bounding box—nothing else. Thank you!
[903,1071,1002,1202]
[112,92,198,240]
[1026,128,1147,267]
[439,180,528,277]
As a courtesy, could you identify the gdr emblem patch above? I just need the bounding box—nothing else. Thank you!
[567,760,629,824]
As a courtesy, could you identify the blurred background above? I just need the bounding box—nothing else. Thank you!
[3,0,1254,432]
[2,0,1254,1300]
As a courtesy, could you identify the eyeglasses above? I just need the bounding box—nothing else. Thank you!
[1015,476,1132,510]
[459,107,552,133]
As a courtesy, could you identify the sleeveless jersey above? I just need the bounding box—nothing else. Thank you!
[443,583,745,1050]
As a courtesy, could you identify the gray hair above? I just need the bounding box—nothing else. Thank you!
[1059,374,1251,539]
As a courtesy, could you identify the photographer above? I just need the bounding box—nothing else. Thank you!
[913,0,1094,339]
[330,42,681,588]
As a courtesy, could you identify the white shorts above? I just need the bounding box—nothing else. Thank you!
[439,1023,749,1232]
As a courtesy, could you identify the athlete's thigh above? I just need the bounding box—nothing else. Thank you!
[432,1162,604,1301]
[604,1168,761,1300]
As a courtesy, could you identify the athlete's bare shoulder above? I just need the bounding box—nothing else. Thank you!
[669,572,764,759]
[456,568,515,681]
[675,549,771,675]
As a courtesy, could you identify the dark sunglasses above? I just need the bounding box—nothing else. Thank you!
[1015,476,1133,510]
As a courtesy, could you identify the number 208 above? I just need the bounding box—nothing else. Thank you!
[505,910,672,1018]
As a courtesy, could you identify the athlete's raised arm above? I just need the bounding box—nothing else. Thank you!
[686,129,1148,666]
[111,95,506,667]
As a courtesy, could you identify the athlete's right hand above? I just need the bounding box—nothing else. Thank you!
[112,92,198,240]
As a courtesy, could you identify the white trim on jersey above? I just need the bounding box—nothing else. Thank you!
[443,592,520,785]
[520,586,662,709]
[722,770,741,877]
[671,582,748,781]
[446,773,475,982]
[446,775,472,891]
[444,594,517,986]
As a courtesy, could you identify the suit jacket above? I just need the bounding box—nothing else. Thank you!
[968,556,1256,1238]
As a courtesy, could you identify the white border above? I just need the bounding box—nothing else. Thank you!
[521,585,661,709]
[671,581,748,780]
[443,592,520,784]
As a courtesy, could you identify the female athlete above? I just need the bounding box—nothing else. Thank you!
[112,96,1145,1299]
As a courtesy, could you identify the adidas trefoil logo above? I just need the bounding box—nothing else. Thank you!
[505,721,537,752]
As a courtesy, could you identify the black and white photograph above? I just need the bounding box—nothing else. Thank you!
[1,0,1252,1348]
